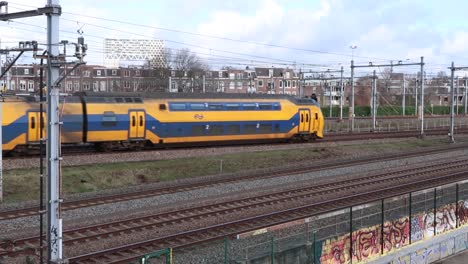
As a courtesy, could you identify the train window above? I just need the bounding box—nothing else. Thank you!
[225,103,240,110]
[125,98,133,103]
[208,103,223,110]
[301,114,303,122]
[139,116,143,126]
[102,111,117,127]
[258,103,272,110]
[315,113,318,120]
[242,103,256,110]
[244,124,257,134]
[170,103,187,110]
[132,116,136,127]
[190,103,205,110]
[306,114,309,122]
[227,124,241,134]
[259,124,272,133]
[273,103,281,110]
[115,98,124,103]
[191,125,205,136]
[159,104,167,110]
[134,98,143,103]
[208,125,224,135]
[31,116,36,129]
[274,124,281,132]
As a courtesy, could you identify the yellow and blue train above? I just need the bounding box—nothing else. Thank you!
[2,92,324,153]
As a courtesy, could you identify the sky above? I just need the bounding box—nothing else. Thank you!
[1,0,468,77]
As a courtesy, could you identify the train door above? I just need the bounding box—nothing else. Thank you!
[27,112,45,142]
[298,109,311,133]
[129,110,146,139]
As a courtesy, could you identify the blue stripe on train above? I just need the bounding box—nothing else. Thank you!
[3,114,83,144]
[3,116,28,143]
[4,112,301,144]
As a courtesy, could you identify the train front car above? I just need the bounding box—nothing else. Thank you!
[143,93,324,145]
[2,94,84,154]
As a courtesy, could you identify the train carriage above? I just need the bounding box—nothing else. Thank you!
[1,92,324,153]
[2,95,84,152]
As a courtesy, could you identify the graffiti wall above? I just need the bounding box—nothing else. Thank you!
[318,218,409,264]
[318,201,466,264]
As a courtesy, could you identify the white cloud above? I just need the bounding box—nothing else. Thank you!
[441,31,468,54]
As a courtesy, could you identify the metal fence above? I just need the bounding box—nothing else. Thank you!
[325,116,468,133]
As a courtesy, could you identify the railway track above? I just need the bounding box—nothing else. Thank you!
[2,157,468,261]
[66,162,468,263]
[2,143,468,221]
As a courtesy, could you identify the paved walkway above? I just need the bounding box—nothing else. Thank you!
[436,250,468,264]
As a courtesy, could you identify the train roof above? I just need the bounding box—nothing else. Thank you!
[74,92,320,106]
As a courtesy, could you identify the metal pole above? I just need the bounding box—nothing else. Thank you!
[456,76,459,115]
[168,76,171,92]
[350,60,355,132]
[202,75,205,93]
[409,192,412,244]
[224,237,229,264]
[415,79,418,116]
[402,75,406,116]
[312,231,317,264]
[380,199,384,254]
[271,236,275,264]
[433,188,437,237]
[420,56,425,136]
[340,66,344,120]
[47,0,63,262]
[450,62,455,143]
[329,82,332,118]
[465,78,467,115]
[372,70,376,131]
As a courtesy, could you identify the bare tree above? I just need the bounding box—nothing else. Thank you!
[164,48,209,92]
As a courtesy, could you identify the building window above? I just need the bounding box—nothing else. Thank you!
[279,81,283,88]
[237,81,242,89]
[19,80,26,90]
[24,69,29,75]
[269,69,273,77]
[82,83,90,90]
[28,81,34,91]
[135,70,141,76]
[96,70,101,76]
[83,70,90,77]
[171,70,175,77]
[287,80,291,87]
[229,73,235,79]
[229,81,235,89]
[237,73,243,79]
[124,70,130,77]
[74,82,79,91]
[66,82,73,91]
[124,81,130,89]
[293,81,296,87]
[70,70,74,76]
[93,82,98,91]
[258,80,263,87]
[218,71,223,78]
[112,70,117,76]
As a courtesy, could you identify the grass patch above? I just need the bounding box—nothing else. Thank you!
[2,137,464,204]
